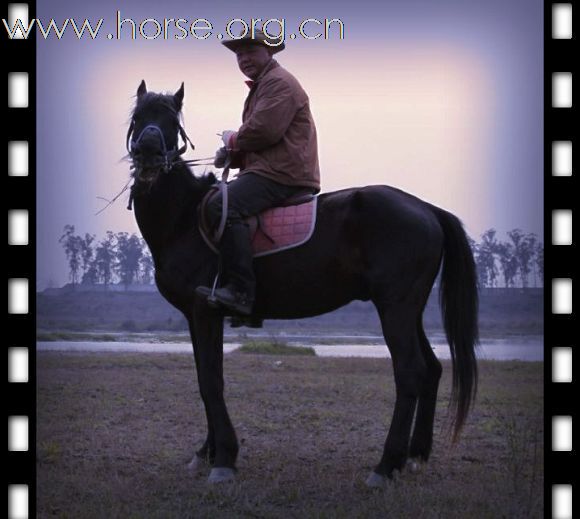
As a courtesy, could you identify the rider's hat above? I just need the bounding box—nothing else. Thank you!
[221,27,285,54]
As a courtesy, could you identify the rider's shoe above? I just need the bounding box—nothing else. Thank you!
[196,285,253,316]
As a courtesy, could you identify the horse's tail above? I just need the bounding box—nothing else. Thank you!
[432,207,479,443]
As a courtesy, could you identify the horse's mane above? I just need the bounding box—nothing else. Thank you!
[170,160,218,196]
[191,169,218,191]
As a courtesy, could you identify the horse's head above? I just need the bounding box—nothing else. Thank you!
[127,80,192,184]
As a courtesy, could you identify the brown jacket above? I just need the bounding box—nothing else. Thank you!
[232,59,320,192]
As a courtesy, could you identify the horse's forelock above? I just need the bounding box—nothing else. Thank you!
[132,92,180,119]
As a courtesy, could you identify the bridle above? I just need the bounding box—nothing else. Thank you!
[126,116,216,169]
[126,119,197,174]
[97,92,219,216]
[124,114,217,211]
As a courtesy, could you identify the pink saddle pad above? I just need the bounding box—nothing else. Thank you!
[251,198,317,257]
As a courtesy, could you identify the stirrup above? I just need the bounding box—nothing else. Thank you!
[195,272,221,308]
[195,286,221,309]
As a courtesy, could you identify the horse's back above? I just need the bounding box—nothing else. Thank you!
[318,184,444,246]
[332,185,444,302]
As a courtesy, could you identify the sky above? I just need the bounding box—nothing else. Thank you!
[35,0,543,289]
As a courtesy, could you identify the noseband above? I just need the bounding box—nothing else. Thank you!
[126,119,196,174]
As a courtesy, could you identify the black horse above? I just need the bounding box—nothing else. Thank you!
[127,81,478,487]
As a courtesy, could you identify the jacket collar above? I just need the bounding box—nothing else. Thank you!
[245,59,279,89]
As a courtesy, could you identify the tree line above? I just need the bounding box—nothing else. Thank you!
[469,229,543,288]
[59,225,543,289]
[59,225,154,288]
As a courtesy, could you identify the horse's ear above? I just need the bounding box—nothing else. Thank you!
[174,82,184,110]
[137,80,147,99]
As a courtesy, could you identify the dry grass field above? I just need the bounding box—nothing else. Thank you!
[37,351,543,518]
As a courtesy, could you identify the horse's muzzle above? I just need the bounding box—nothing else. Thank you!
[130,143,168,183]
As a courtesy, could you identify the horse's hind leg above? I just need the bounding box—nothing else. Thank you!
[367,303,426,487]
[408,321,442,470]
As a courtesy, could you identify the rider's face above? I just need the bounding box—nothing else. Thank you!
[235,44,272,80]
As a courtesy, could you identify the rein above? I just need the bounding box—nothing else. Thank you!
[95,178,133,215]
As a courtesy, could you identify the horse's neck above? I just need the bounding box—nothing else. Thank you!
[133,169,200,259]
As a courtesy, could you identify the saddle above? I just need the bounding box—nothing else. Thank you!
[198,186,318,257]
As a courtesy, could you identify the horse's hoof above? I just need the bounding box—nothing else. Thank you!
[207,467,236,484]
[365,471,387,488]
[407,458,423,474]
[187,455,207,474]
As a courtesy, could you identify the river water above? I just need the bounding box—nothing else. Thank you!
[37,336,543,361]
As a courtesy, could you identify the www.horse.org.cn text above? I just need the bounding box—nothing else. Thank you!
[3,13,346,42]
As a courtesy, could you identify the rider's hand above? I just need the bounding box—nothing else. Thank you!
[220,130,237,150]
[214,146,228,168]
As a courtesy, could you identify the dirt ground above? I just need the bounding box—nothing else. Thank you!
[37,352,543,518]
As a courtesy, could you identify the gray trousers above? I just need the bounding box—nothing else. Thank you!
[206,172,306,297]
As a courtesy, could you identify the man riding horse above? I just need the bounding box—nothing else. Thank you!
[196,28,320,316]
[127,75,478,484]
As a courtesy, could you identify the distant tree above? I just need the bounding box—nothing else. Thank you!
[83,263,99,286]
[79,233,97,285]
[59,225,83,286]
[508,229,535,288]
[139,240,155,284]
[535,241,544,285]
[466,236,482,287]
[507,229,524,287]
[95,231,116,287]
[477,229,499,288]
[473,247,485,288]
[496,242,518,288]
[526,234,539,287]
[115,232,143,288]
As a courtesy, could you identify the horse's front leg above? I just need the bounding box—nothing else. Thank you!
[192,303,239,483]
[185,317,215,474]
[187,437,213,474]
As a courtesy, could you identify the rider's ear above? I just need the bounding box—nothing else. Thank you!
[174,82,184,111]
[137,80,147,99]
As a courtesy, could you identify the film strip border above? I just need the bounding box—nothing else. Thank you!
[5,1,36,518]
[546,2,577,518]
[1,2,576,518]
